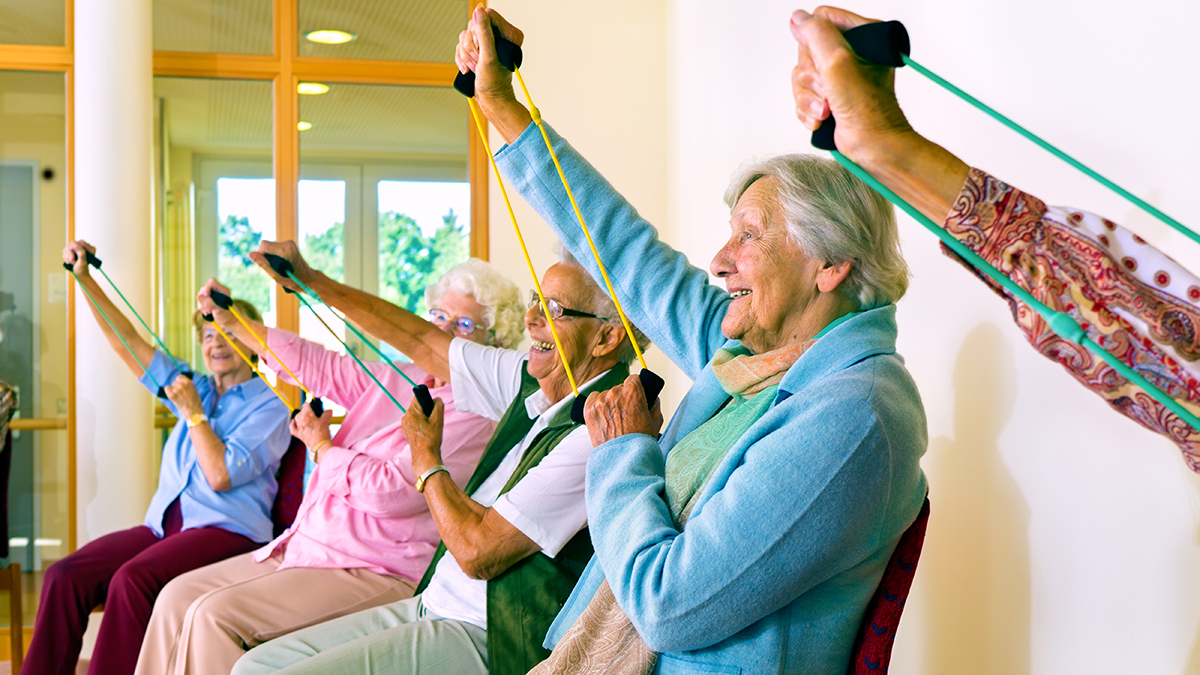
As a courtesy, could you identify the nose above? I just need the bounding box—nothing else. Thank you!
[710,238,736,278]
[525,302,544,328]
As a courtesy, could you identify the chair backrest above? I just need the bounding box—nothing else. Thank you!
[847,496,931,675]
[271,436,307,538]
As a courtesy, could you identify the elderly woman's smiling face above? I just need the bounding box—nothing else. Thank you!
[710,177,843,354]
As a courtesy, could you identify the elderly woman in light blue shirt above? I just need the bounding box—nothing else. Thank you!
[25,240,290,675]
[458,9,928,675]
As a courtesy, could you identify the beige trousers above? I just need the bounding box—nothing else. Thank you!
[134,551,415,675]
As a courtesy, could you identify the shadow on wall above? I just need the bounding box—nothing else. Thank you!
[924,324,1031,675]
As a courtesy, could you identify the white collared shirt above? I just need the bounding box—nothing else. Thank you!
[420,338,601,629]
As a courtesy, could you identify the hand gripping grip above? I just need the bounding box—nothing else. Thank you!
[62,250,103,271]
[412,384,436,416]
[810,20,910,152]
[570,369,665,425]
[259,253,299,294]
[291,396,324,420]
[453,29,524,98]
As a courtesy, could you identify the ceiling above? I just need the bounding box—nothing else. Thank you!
[155,77,467,158]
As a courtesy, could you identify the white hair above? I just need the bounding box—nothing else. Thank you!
[425,258,524,349]
[553,241,651,364]
[724,154,909,309]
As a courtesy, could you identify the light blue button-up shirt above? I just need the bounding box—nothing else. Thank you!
[138,350,291,542]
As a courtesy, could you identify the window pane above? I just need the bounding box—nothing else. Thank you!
[299,0,467,62]
[153,0,273,55]
[298,82,470,363]
[0,0,65,46]
[0,70,68,629]
[153,77,274,372]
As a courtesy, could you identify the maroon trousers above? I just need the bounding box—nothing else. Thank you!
[22,501,257,675]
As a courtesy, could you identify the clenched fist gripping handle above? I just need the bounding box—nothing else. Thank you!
[810,20,910,152]
[569,369,665,425]
[453,30,524,98]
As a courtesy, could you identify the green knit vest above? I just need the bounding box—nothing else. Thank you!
[415,362,630,675]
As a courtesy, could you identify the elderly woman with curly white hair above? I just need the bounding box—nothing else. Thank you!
[454,8,928,675]
[135,257,524,675]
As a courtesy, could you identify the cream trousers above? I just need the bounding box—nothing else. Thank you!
[134,550,414,675]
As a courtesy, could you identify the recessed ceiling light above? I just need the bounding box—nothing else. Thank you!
[304,30,356,45]
[297,121,313,131]
[297,82,330,95]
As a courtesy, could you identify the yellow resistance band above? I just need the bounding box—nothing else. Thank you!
[467,97,579,395]
[513,68,648,372]
[226,307,315,400]
[207,320,294,412]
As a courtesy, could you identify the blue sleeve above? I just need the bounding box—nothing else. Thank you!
[584,393,899,653]
[220,397,291,488]
[495,122,731,380]
[137,349,196,416]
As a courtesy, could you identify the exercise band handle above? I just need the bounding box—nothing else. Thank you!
[209,289,233,310]
[413,384,435,416]
[570,369,665,425]
[290,396,324,420]
[811,20,910,152]
[155,370,195,399]
[261,253,299,294]
[61,250,103,271]
[454,29,524,98]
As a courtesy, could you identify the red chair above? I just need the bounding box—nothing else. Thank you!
[271,436,308,537]
[847,497,931,675]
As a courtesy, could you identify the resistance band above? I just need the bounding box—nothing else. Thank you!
[63,252,192,397]
[256,255,432,415]
[812,21,1200,433]
[205,289,323,419]
[455,32,665,423]
[199,308,295,413]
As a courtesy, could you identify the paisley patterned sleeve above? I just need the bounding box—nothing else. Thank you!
[941,168,1200,472]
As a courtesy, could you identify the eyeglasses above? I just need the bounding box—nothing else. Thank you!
[528,290,609,322]
[428,309,480,336]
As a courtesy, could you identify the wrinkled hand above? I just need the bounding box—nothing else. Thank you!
[196,278,235,328]
[790,7,912,160]
[583,374,664,448]
[164,374,204,419]
[248,240,315,294]
[62,240,96,278]
[402,398,445,478]
[455,7,528,124]
[290,403,333,455]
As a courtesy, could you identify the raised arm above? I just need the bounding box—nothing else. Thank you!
[790,7,968,222]
[63,240,157,378]
[247,241,454,383]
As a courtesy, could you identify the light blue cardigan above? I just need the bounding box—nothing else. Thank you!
[496,123,928,675]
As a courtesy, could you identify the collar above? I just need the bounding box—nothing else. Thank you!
[775,304,899,400]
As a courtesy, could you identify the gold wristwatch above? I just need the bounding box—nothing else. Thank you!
[186,412,209,428]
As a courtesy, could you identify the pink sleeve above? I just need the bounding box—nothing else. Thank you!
[315,408,496,519]
[262,328,375,411]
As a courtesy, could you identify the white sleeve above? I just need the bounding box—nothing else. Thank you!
[490,426,590,557]
[448,338,529,422]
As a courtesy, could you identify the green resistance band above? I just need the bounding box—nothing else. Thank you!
[67,268,164,393]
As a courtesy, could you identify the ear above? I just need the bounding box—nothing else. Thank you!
[817,260,852,294]
[591,322,625,359]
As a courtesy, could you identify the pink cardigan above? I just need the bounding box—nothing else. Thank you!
[254,329,495,582]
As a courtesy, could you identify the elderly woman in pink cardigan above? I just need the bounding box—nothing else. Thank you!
[134,255,525,675]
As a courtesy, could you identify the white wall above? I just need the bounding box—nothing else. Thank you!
[485,1,1200,673]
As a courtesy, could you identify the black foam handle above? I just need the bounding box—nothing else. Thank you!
[156,370,197,398]
[290,397,325,420]
[62,251,103,271]
[182,371,194,380]
[453,29,524,98]
[209,289,233,310]
[262,253,297,294]
[570,369,665,425]
[201,313,214,322]
[810,20,910,152]
[413,384,435,416]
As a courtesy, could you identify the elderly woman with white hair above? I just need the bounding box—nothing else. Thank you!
[135,257,522,675]
[458,8,928,675]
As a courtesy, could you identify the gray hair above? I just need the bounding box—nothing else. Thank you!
[724,154,909,309]
[553,242,651,364]
[425,258,524,349]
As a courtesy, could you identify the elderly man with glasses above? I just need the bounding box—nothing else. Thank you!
[230,243,650,675]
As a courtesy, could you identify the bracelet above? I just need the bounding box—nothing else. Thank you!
[415,464,449,493]
[308,439,332,463]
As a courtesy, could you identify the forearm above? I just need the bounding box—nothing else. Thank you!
[422,472,533,579]
[188,423,232,492]
[849,131,969,225]
[78,275,156,374]
[215,311,268,358]
[307,271,453,382]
